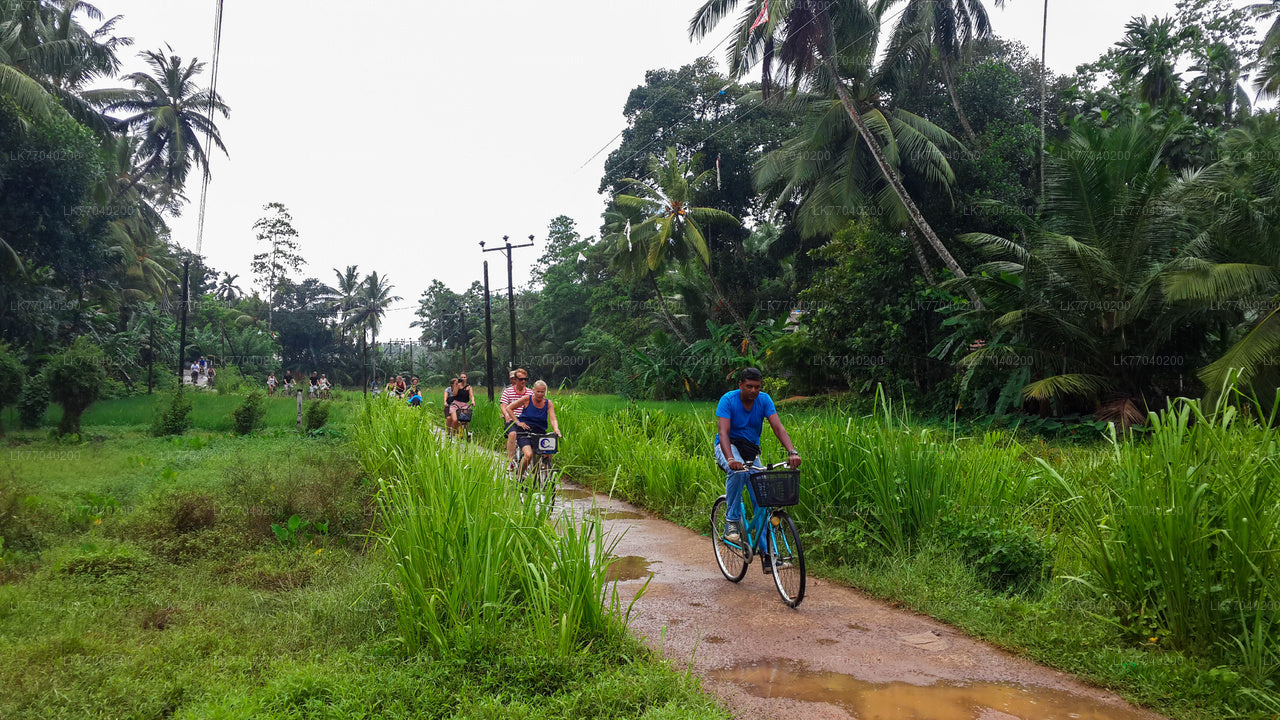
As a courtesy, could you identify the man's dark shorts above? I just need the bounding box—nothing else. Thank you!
[505,421,518,436]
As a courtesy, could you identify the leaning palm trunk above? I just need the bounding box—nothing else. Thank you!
[649,274,690,344]
[694,254,756,350]
[825,58,981,308]
[940,58,979,147]
[907,230,937,284]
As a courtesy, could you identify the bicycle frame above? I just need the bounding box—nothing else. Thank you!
[723,465,782,558]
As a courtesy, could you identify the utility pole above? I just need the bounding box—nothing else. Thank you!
[480,234,534,372]
[483,260,495,401]
[177,260,190,385]
[146,312,156,394]
[459,308,469,373]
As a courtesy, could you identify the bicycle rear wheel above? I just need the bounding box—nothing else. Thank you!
[767,510,805,607]
[711,496,748,582]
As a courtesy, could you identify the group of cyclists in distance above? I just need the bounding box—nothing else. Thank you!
[378,365,800,553]
[376,363,803,599]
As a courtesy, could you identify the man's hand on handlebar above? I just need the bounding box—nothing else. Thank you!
[727,459,745,471]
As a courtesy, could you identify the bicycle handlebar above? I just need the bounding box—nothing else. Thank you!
[727,459,797,473]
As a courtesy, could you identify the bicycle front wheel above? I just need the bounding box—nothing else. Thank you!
[768,510,806,607]
[711,496,748,582]
[535,456,556,491]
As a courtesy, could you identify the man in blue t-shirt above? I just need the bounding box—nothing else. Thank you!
[715,367,801,545]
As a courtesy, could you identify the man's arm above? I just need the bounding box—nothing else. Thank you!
[718,417,744,471]
[767,413,802,469]
[504,394,529,421]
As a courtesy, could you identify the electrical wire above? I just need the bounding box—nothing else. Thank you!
[193,0,226,257]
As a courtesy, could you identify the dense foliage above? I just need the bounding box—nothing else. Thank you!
[8,1,1278,422]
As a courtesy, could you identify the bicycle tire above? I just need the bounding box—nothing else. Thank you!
[710,496,749,582]
[535,456,555,491]
[768,510,806,607]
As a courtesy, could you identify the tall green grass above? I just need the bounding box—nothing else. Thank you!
[1045,399,1280,678]
[351,399,630,656]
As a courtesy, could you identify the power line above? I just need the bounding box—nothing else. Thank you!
[195,0,225,258]
[586,2,913,191]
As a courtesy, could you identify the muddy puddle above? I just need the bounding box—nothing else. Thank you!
[557,487,594,501]
[606,555,656,582]
[711,659,1151,720]
[588,507,646,520]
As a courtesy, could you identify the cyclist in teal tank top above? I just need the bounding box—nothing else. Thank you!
[715,368,801,543]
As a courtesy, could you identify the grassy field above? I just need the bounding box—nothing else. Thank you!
[0,392,725,719]
[456,391,1280,720]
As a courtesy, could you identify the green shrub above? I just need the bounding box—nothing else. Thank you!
[304,400,330,432]
[0,342,23,436]
[942,518,1052,595]
[762,376,790,400]
[232,391,267,435]
[150,387,193,436]
[17,378,49,429]
[45,337,107,436]
[55,541,153,579]
[98,377,130,400]
[0,480,44,553]
[214,364,247,395]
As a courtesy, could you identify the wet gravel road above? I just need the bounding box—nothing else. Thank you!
[554,483,1166,720]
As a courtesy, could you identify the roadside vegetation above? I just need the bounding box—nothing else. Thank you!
[461,392,1280,720]
[0,392,725,719]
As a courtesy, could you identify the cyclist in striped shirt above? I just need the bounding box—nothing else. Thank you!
[500,369,534,471]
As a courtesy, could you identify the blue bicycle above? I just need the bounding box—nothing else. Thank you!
[710,461,806,607]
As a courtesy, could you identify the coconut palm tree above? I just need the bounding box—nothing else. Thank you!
[886,0,1007,147]
[331,264,361,339]
[1115,15,1195,107]
[1165,115,1280,403]
[754,73,963,279]
[0,0,129,131]
[345,271,400,394]
[86,46,228,199]
[0,0,75,120]
[689,0,977,299]
[214,272,242,302]
[1250,1,1280,96]
[614,146,745,331]
[602,202,691,344]
[955,113,1206,420]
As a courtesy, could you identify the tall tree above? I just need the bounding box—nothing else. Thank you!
[887,0,1007,147]
[1115,15,1196,107]
[0,0,125,123]
[1165,115,1280,403]
[689,0,978,302]
[615,146,745,332]
[249,202,304,332]
[1250,0,1280,95]
[329,264,362,343]
[87,46,228,200]
[214,272,241,302]
[346,271,400,394]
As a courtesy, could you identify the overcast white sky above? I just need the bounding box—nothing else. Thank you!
[99,0,1216,339]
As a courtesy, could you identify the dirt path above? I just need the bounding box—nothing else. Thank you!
[553,482,1166,720]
